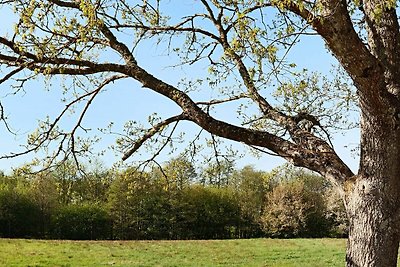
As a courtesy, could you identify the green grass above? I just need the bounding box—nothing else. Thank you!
[0,238,346,267]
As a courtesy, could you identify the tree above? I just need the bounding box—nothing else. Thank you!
[0,0,399,265]
[50,161,82,205]
[231,165,268,237]
[175,185,241,239]
[156,156,197,191]
[29,173,59,237]
[107,168,152,239]
[261,171,330,238]
[0,188,41,238]
[200,159,235,187]
[325,186,348,237]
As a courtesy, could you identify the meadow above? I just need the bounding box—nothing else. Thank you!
[0,238,345,266]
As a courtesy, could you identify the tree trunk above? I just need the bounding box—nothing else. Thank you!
[344,112,400,267]
[345,179,400,266]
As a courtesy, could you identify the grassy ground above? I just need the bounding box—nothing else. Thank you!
[0,238,345,267]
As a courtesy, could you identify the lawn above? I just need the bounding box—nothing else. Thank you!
[0,238,345,266]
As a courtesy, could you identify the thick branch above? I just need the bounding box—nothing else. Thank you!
[288,1,385,102]
[127,63,354,182]
[362,0,400,96]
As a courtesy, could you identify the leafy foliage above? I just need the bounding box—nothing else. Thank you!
[51,203,112,240]
[0,161,346,240]
[261,169,332,238]
[0,188,41,238]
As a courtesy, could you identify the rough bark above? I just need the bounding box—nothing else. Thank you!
[344,110,400,266]
[290,1,400,265]
[346,183,400,267]
[340,2,400,264]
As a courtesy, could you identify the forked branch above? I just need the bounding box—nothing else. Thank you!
[122,113,189,161]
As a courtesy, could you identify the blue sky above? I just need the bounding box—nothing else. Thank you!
[0,2,360,173]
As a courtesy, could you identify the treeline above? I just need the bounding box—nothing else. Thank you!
[0,158,348,240]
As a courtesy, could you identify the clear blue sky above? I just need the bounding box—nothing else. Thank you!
[0,2,359,173]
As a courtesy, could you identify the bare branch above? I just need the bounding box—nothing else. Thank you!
[0,101,15,134]
[0,74,127,162]
[122,113,188,161]
[196,93,248,106]
[0,66,25,85]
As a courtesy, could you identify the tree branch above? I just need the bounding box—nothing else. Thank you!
[128,62,354,182]
[0,66,25,85]
[287,1,385,98]
[0,0,356,184]
[362,0,400,96]
[0,75,127,163]
[48,0,138,65]
[196,93,248,106]
[122,113,189,161]
[0,37,126,75]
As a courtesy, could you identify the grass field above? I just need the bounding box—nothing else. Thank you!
[0,238,346,266]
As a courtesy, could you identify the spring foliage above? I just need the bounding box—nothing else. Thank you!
[0,161,346,240]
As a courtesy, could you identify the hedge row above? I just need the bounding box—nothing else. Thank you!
[0,163,347,240]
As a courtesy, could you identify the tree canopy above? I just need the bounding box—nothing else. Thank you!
[0,0,356,177]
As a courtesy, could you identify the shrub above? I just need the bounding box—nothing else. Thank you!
[173,186,241,239]
[51,203,111,240]
[325,188,348,237]
[261,178,330,238]
[0,189,41,238]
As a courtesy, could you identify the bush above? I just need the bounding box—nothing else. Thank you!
[51,204,112,240]
[108,174,242,240]
[173,186,241,239]
[0,189,41,238]
[261,177,330,238]
[325,188,348,237]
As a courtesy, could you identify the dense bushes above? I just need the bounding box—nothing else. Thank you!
[0,189,41,238]
[51,204,112,240]
[108,173,241,240]
[0,161,347,240]
[260,179,330,238]
[173,186,241,239]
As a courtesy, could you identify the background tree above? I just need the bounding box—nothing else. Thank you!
[0,185,41,238]
[261,173,330,238]
[200,159,235,187]
[107,168,152,240]
[0,0,399,266]
[324,186,348,238]
[72,162,113,203]
[231,165,268,238]
[29,173,59,237]
[157,156,197,191]
[50,161,82,205]
[51,203,111,240]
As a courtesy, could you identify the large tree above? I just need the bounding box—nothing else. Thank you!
[0,0,399,266]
